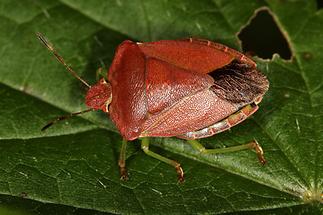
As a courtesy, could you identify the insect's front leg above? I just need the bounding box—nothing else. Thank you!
[188,139,266,165]
[118,139,129,180]
[96,66,108,81]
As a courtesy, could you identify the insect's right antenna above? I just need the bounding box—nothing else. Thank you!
[36,32,91,88]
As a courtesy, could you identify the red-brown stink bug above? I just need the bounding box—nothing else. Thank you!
[37,33,269,182]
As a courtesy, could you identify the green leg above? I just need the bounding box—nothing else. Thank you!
[141,137,184,182]
[188,139,266,165]
[118,139,128,180]
[96,67,106,80]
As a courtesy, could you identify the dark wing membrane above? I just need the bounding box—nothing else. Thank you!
[209,60,269,106]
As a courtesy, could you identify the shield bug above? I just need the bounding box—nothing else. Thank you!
[37,34,269,182]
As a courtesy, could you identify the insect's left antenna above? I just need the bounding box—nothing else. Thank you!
[36,32,91,88]
[41,108,94,131]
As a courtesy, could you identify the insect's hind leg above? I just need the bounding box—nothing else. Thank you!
[141,137,184,182]
[181,103,266,164]
[188,139,266,165]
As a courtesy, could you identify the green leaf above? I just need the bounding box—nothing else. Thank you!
[0,0,322,214]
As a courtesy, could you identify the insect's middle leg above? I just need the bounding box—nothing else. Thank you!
[187,139,266,164]
[141,137,184,182]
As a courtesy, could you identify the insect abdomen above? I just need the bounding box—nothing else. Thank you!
[178,103,259,140]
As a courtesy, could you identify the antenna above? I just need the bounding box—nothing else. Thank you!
[41,108,94,131]
[36,32,91,88]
